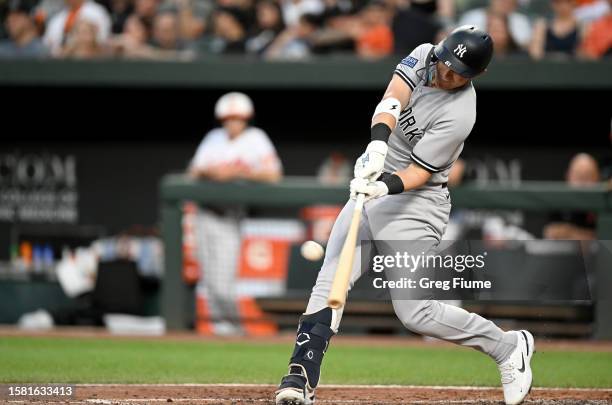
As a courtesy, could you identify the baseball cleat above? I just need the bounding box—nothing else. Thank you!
[498,330,535,405]
[275,364,315,405]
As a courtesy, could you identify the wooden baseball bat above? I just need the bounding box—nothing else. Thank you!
[327,193,365,309]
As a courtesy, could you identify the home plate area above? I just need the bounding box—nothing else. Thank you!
[17,384,610,404]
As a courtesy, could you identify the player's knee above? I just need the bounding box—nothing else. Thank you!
[393,299,438,333]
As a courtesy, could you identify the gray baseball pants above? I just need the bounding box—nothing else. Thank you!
[306,189,517,364]
[196,208,242,334]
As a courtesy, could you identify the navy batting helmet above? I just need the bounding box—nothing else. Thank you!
[433,25,494,78]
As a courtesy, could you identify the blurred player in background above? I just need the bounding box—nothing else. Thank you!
[188,92,282,335]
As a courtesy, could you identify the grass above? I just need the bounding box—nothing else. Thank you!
[0,337,611,388]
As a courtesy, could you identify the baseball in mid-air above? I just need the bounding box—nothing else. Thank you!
[300,240,325,261]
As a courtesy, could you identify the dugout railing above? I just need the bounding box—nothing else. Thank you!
[159,175,612,338]
[1,59,611,89]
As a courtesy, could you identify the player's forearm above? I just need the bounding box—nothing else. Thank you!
[371,109,398,132]
[189,166,232,182]
[188,166,208,178]
[568,227,596,241]
[242,169,282,183]
[394,164,432,191]
[554,223,596,240]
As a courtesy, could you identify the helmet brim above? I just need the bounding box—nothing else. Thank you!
[433,44,480,79]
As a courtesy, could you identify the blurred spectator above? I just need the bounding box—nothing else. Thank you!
[59,17,108,57]
[31,0,66,33]
[579,0,612,58]
[208,6,249,53]
[458,0,532,48]
[98,0,133,33]
[188,92,282,335]
[543,153,599,240]
[133,0,160,35]
[386,0,452,20]
[231,0,256,25]
[217,0,255,19]
[488,12,526,57]
[436,0,456,27]
[0,0,48,58]
[151,10,184,50]
[575,0,610,23]
[172,0,207,40]
[529,0,581,59]
[264,12,318,58]
[319,0,354,21]
[392,0,442,55]
[566,153,601,185]
[353,0,393,58]
[43,0,111,55]
[108,9,195,58]
[317,152,351,185]
[396,0,455,23]
[314,0,392,58]
[246,0,285,54]
[281,0,324,27]
[107,14,152,57]
[43,0,111,54]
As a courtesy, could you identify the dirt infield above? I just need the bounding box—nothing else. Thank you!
[6,384,610,404]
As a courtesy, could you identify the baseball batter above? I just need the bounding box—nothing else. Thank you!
[275,26,534,405]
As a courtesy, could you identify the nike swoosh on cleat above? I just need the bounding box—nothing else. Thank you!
[518,353,525,373]
[520,331,530,356]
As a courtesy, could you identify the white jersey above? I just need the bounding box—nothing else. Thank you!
[43,0,111,54]
[385,43,477,187]
[190,126,282,174]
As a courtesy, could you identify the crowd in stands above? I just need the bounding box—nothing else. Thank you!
[0,0,610,60]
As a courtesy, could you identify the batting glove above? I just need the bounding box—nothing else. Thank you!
[354,140,388,181]
[350,177,389,202]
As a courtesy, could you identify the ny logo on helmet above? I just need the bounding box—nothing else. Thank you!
[454,44,467,58]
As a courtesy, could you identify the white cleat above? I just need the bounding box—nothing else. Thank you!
[275,365,315,405]
[275,387,313,405]
[498,330,535,405]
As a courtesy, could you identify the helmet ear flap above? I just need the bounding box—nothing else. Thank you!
[432,42,443,62]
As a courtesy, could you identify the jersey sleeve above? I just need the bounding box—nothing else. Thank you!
[394,43,434,91]
[250,129,283,173]
[410,111,475,173]
[189,130,217,169]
